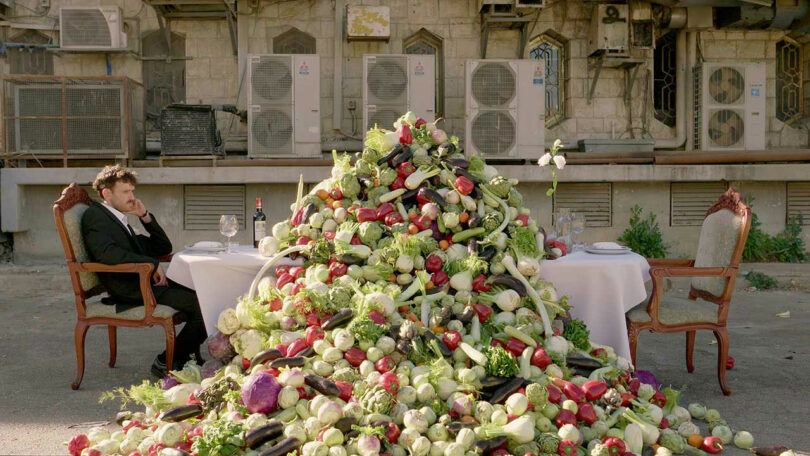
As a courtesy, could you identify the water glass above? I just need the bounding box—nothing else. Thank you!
[571,212,586,251]
[219,214,239,253]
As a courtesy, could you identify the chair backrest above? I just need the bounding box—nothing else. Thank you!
[690,188,751,301]
[53,183,103,297]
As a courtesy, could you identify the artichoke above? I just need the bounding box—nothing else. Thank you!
[360,385,394,415]
[355,158,375,176]
[358,221,383,245]
[487,176,513,198]
[536,433,560,454]
[367,186,389,204]
[507,187,524,208]
[378,168,398,187]
[482,211,504,233]
[360,147,382,163]
[339,174,361,199]
[331,367,358,383]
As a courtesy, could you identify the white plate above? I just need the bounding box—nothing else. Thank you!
[184,244,226,253]
[585,246,631,255]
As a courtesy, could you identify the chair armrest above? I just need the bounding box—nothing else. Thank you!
[646,258,695,267]
[154,254,174,262]
[75,262,155,274]
[650,265,736,278]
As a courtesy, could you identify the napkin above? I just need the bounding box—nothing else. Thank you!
[592,241,623,250]
[193,241,224,249]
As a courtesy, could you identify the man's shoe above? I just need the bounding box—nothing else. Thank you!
[151,355,167,378]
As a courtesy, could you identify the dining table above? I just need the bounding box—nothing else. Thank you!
[167,245,650,360]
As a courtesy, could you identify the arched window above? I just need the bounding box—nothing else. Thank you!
[404,28,444,117]
[528,31,566,127]
[8,30,54,75]
[273,28,316,54]
[776,38,802,124]
[653,31,677,128]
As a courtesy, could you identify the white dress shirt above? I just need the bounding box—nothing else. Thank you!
[102,201,133,233]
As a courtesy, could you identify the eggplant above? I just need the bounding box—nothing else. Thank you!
[566,356,603,369]
[478,245,497,261]
[466,239,477,256]
[538,227,557,259]
[488,274,528,297]
[345,430,360,440]
[160,449,190,456]
[400,184,426,201]
[269,357,305,368]
[446,421,476,437]
[299,346,315,357]
[391,145,413,167]
[446,158,470,169]
[467,213,481,229]
[454,167,483,184]
[425,285,446,295]
[115,411,132,426]
[486,377,525,404]
[245,421,284,449]
[475,436,508,454]
[304,373,341,396]
[249,349,284,370]
[334,416,358,434]
[457,306,476,324]
[258,438,301,456]
[396,338,413,355]
[377,144,403,166]
[388,324,401,339]
[358,175,375,189]
[321,309,353,330]
[436,306,453,326]
[371,419,391,428]
[469,185,483,200]
[159,404,203,422]
[480,376,510,388]
[421,331,452,357]
[417,187,447,207]
[437,142,456,156]
[337,253,365,265]
[301,204,318,225]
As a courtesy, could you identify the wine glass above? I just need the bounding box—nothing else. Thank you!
[219,215,239,253]
[571,212,586,251]
[556,208,572,247]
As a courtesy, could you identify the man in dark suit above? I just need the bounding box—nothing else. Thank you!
[81,165,206,377]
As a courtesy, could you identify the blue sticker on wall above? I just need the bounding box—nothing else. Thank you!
[751,88,759,96]
[533,77,544,86]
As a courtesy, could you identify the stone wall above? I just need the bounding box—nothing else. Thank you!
[3,0,807,149]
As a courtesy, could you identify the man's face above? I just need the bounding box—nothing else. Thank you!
[103,181,136,213]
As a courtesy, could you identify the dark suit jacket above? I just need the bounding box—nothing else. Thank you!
[81,202,172,311]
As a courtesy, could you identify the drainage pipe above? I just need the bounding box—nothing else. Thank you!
[333,0,344,135]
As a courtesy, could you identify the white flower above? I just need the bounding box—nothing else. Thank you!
[553,154,566,170]
[553,139,563,149]
[538,153,552,167]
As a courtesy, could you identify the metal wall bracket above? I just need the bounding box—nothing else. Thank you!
[480,14,533,59]
[587,52,645,103]
[146,0,237,56]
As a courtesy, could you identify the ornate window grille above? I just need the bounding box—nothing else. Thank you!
[653,31,677,128]
[776,38,802,124]
[273,28,316,54]
[528,31,566,128]
[404,28,444,117]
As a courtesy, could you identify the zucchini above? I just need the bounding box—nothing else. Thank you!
[269,357,305,368]
[321,309,354,330]
[245,421,284,449]
[249,349,283,370]
[488,275,527,297]
[334,416,358,433]
[459,342,487,366]
[160,449,190,456]
[480,376,509,388]
[475,436,508,454]
[159,404,202,423]
[377,144,403,166]
[486,377,525,404]
[391,145,413,167]
[452,227,485,243]
[421,331,452,357]
[258,437,301,456]
[304,373,341,396]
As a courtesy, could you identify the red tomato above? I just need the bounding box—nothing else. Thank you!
[305,326,325,346]
[368,310,386,325]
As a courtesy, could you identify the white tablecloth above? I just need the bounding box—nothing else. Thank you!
[539,250,651,360]
[166,246,302,334]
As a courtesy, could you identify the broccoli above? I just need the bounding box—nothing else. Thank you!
[378,168,398,187]
[562,319,591,351]
[482,345,519,378]
[366,186,389,205]
[482,211,504,234]
[328,286,352,308]
[487,176,514,198]
[348,316,390,343]
[339,173,361,199]
[507,187,524,208]
[358,221,384,245]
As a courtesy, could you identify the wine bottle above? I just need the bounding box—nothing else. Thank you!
[253,197,266,248]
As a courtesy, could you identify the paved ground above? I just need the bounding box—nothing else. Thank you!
[0,263,807,455]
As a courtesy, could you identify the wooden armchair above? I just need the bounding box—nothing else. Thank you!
[626,188,751,395]
[54,183,185,390]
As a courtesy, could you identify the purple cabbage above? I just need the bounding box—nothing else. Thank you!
[635,370,662,390]
[241,371,281,414]
[160,376,179,390]
[201,359,224,379]
[205,331,236,363]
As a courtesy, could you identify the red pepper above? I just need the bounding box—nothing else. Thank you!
[305,311,320,327]
[603,437,626,456]
[67,435,90,456]
[122,420,143,432]
[334,380,353,402]
[651,390,667,407]
[590,347,608,360]
[505,338,527,357]
[531,347,552,369]
[322,231,336,240]
[275,265,290,276]
[289,267,306,279]
[329,262,348,278]
[515,214,529,227]
[375,356,396,373]
[291,207,305,226]
[490,339,506,349]
[275,272,292,289]
[659,417,670,429]
[275,344,288,357]
[296,386,309,400]
[356,207,378,223]
[581,380,609,401]
[344,347,366,367]
[554,409,577,428]
[562,381,585,402]
[415,117,426,128]
[557,440,577,456]
[577,402,597,425]
[454,176,474,195]
[368,310,387,325]
[287,338,308,357]
[620,392,635,407]
[305,326,325,346]
[350,235,363,245]
[473,304,493,322]
[628,379,641,395]
[397,124,413,145]
[397,162,416,178]
[701,436,724,454]
[442,330,462,351]
[726,355,735,369]
[291,282,304,296]
[264,367,280,377]
[384,212,404,226]
[241,357,251,371]
[378,371,400,395]
[432,270,449,286]
[296,236,311,245]
[390,176,406,190]
[547,384,562,404]
[413,215,432,231]
[329,187,343,200]
[425,255,443,272]
[491,450,510,456]
[268,298,283,311]
[384,422,401,444]
[376,203,395,220]
[472,274,492,292]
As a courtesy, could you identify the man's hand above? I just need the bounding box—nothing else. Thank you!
[126,198,152,223]
[153,265,168,287]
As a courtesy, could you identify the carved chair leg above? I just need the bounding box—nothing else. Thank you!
[163,322,176,373]
[108,325,117,368]
[627,323,640,368]
[72,320,89,390]
[714,328,732,396]
[686,331,696,373]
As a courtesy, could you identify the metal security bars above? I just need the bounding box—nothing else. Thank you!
[776,38,803,124]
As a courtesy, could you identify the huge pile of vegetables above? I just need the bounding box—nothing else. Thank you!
[70,112,763,456]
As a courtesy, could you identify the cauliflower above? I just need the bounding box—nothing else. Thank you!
[229,329,265,359]
[216,308,240,335]
[358,221,384,245]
